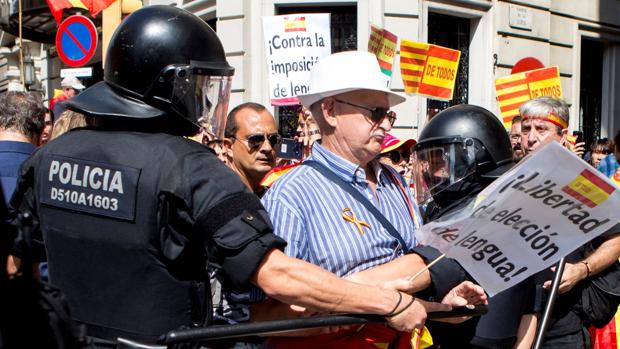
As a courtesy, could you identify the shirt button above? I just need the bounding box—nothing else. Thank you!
[246,215,254,221]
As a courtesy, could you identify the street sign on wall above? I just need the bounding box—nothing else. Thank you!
[56,15,98,67]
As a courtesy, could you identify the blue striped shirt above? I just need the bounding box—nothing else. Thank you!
[261,143,421,277]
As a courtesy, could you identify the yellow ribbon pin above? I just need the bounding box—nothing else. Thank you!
[341,208,371,236]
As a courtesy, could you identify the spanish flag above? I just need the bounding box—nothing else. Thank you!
[46,0,116,23]
[400,40,429,94]
[368,25,398,77]
[284,16,306,32]
[260,163,300,188]
[562,169,616,208]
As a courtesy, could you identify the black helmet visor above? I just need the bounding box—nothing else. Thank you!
[146,61,233,138]
[411,137,477,205]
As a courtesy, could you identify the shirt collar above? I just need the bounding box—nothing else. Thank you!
[0,140,36,154]
[309,143,386,184]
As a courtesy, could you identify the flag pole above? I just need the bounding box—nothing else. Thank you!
[532,257,566,349]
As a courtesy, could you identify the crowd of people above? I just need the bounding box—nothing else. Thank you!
[1,5,619,349]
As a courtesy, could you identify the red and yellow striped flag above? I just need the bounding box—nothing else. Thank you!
[284,16,306,32]
[495,71,529,128]
[368,25,398,78]
[400,39,429,94]
[562,169,616,208]
[46,0,115,23]
[495,66,562,128]
[418,45,461,100]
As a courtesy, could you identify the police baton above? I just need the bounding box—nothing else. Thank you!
[160,305,488,345]
[532,257,566,349]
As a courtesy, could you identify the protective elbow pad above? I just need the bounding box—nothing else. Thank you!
[200,193,286,289]
[413,245,468,300]
[202,193,272,249]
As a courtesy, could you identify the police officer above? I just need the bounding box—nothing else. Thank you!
[9,6,436,346]
[411,105,538,348]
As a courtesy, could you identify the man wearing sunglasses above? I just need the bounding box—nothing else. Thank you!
[260,51,486,348]
[224,102,280,196]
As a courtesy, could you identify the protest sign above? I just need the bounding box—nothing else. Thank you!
[417,142,620,296]
[400,40,460,100]
[400,40,429,94]
[495,66,562,128]
[262,14,331,106]
[368,24,398,87]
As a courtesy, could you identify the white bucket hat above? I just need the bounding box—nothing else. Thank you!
[297,51,406,108]
[61,76,85,90]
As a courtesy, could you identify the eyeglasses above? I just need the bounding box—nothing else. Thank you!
[234,133,282,150]
[333,98,396,126]
[382,150,410,163]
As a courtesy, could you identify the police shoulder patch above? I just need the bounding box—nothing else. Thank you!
[39,154,141,221]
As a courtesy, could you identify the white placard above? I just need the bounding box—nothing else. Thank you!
[417,142,620,296]
[60,67,93,78]
[262,14,331,106]
[509,4,533,31]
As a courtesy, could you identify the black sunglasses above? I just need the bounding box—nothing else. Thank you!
[235,133,282,150]
[333,98,397,126]
[382,150,410,163]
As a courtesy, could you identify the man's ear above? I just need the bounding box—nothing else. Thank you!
[322,98,338,128]
[560,127,568,144]
[223,138,234,158]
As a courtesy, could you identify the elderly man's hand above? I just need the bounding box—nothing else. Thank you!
[436,281,487,324]
[386,295,451,332]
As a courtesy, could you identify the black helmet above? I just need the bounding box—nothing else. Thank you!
[67,5,234,136]
[411,104,512,205]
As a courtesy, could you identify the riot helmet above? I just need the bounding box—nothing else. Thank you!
[66,5,234,137]
[412,104,512,205]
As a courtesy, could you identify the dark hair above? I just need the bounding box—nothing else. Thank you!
[615,129,620,153]
[0,91,45,140]
[224,102,267,138]
[590,138,613,154]
[511,115,522,124]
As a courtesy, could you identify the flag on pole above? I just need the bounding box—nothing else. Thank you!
[368,25,398,85]
[46,0,116,23]
[495,66,563,128]
[400,39,429,94]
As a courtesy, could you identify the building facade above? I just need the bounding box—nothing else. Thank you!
[2,0,620,143]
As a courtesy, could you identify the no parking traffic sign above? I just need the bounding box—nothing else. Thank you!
[56,15,98,67]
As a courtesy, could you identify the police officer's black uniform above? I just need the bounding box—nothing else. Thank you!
[410,105,538,349]
[10,6,285,344]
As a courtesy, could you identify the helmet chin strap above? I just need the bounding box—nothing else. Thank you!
[429,172,480,209]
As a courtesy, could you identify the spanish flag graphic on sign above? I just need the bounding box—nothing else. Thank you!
[562,169,616,208]
[284,16,306,32]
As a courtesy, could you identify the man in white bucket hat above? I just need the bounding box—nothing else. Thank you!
[260,51,486,348]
